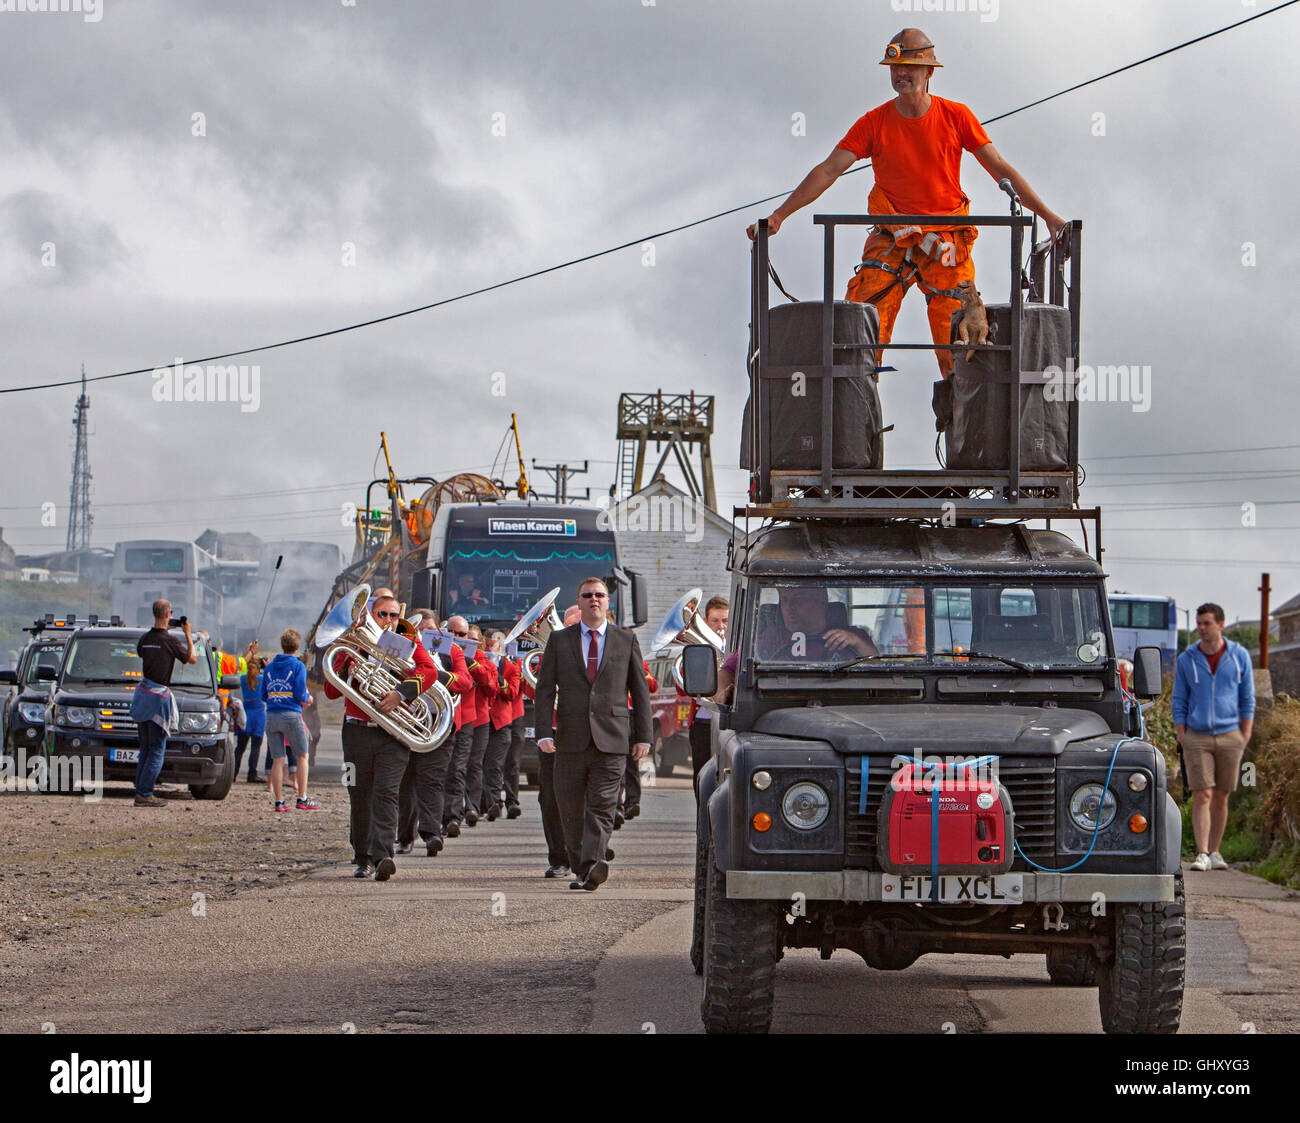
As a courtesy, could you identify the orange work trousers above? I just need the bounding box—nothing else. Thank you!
[844,228,977,379]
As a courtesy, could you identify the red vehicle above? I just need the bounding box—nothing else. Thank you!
[648,653,692,777]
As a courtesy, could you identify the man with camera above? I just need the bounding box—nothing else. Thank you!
[129,600,197,807]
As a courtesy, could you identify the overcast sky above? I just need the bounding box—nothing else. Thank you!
[1,0,1296,625]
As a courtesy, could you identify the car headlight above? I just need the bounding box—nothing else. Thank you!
[58,706,94,727]
[781,781,830,831]
[17,702,47,723]
[1068,783,1117,832]
[180,712,218,733]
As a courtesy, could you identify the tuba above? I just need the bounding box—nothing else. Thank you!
[651,588,724,690]
[503,587,563,689]
[315,584,455,752]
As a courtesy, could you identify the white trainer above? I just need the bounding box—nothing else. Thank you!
[1190,852,1211,871]
[1209,851,1230,870]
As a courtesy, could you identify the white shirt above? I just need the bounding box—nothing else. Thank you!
[580,620,608,673]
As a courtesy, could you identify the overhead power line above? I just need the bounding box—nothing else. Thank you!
[2,0,1295,398]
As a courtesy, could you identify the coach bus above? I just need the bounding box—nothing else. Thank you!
[110,540,223,634]
[1108,593,1177,672]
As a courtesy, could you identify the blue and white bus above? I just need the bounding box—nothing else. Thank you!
[110,540,223,634]
[1108,594,1177,673]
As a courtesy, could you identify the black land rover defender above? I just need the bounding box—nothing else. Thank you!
[688,214,1184,1033]
[43,626,238,799]
[683,523,1181,1034]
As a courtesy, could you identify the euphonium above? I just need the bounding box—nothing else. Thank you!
[651,588,724,691]
[503,587,563,690]
[316,586,455,752]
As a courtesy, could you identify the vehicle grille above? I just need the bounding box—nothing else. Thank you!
[92,706,135,734]
[844,755,1056,871]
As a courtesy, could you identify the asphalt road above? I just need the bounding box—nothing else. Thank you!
[2,728,1296,1034]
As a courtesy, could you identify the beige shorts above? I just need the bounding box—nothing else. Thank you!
[1182,727,1247,792]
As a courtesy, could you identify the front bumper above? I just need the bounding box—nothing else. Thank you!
[726,870,1175,903]
[46,731,226,783]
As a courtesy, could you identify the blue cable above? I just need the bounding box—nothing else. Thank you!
[1013,685,1147,873]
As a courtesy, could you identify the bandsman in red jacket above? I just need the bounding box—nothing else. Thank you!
[440,615,481,837]
[501,648,528,819]
[480,630,522,820]
[397,609,473,857]
[463,624,498,824]
[323,593,438,882]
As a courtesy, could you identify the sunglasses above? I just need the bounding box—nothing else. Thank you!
[451,629,469,637]
[580,592,607,599]
[374,610,400,620]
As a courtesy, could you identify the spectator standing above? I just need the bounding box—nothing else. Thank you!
[128,599,196,807]
[235,654,267,782]
[1172,603,1255,872]
[260,629,319,812]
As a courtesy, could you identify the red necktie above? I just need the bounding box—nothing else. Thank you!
[586,629,599,684]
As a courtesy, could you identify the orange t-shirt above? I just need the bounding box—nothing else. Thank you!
[836,96,990,216]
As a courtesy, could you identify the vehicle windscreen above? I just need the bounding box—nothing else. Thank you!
[751,582,1108,670]
[444,536,618,627]
[61,635,215,690]
[23,643,67,686]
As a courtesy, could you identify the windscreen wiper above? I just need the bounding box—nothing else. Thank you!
[940,650,1031,672]
[830,653,927,674]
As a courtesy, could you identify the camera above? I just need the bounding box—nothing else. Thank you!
[168,615,188,628]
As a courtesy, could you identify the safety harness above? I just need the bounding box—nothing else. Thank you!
[854,235,968,305]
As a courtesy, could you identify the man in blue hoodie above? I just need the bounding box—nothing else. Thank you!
[1172,603,1255,872]
[260,628,318,812]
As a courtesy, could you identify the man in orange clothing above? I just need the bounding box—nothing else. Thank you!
[748,27,1065,379]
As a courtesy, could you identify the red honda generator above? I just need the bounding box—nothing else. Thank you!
[876,759,1015,876]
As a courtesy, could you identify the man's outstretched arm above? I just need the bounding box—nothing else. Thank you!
[747,148,858,240]
[972,142,1065,238]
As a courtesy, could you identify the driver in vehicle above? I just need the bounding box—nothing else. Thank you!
[756,587,879,661]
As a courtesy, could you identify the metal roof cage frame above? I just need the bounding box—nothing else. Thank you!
[747,212,1085,522]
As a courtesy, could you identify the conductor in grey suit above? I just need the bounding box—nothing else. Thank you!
[534,576,653,891]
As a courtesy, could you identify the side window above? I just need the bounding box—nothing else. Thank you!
[1109,600,1131,628]
[1000,588,1036,616]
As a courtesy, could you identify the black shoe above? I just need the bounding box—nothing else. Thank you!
[465,809,479,827]
[544,864,571,879]
[396,841,414,855]
[444,820,461,838]
[247,773,261,784]
[425,838,443,856]
[624,805,641,821]
[506,803,522,819]
[613,810,625,831]
[582,860,610,891]
[374,857,397,882]
[353,864,374,879]
[606,848,615,862]
[569,878,586,890]
[486,805,500,821]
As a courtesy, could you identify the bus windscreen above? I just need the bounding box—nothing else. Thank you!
[444,540,617,625]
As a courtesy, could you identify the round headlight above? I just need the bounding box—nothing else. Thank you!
[781,781,830,831]
[752,770,772,791]
[1069,783,1117,832]
[62,706,94,727]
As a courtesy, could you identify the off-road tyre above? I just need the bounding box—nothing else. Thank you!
[190,740,236,801]
[690,824,707,975]
[700,835,781,1033]
[1046,945,1100,987]
[1098,871,1185,1033]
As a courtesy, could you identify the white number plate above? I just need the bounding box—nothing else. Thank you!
[882,873,1022,904]
[109,748,140,763]
[524,727,535,740]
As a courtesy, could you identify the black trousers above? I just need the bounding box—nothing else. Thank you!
[537,749,569,868]
[554,745,625,879]
[503,716,524,807]
[443,722,475,825]
[690,720,711,795]
[398,741,453,845]
[482,723,512,812]
[464,721,491,813]
[342,723,410,865]
[619,742,642,811]
[233,733,263,777]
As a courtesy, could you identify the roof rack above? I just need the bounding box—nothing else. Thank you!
[747,209,1084,519]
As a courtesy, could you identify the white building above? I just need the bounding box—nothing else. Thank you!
[610,477,739,654]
